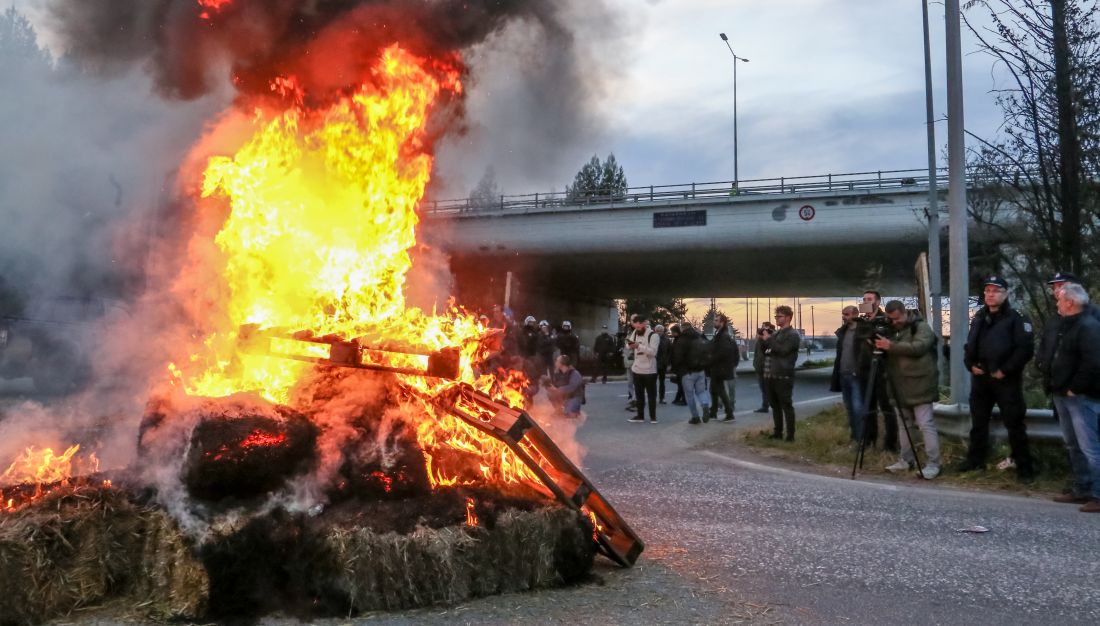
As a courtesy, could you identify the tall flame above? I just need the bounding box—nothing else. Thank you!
[168,43,537,496]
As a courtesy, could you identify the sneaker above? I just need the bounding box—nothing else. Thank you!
[753,407,769,413]
[885,460,912,473]
[688,418,701,425]
[784,435,795,442]
[768,432,783,440]
[624,403,636,411]
[659,399,667,404]
[920,465,940,480]
[720,415,735,422]
[1053,494,1090,504]
[649,418,658,424]
[627,416,645,423]
[995,457,1016,471]
[672,400,687,406]
[1080,500,1100,513]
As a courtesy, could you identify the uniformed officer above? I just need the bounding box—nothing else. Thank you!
[957,276,1037,481]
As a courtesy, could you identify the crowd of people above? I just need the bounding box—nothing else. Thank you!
[478,271,1100,513]
[827,273,1100,513]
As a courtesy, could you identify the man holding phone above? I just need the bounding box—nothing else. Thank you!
[626,313,661,424]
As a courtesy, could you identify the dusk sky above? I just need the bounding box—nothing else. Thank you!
[10,0,1005,328]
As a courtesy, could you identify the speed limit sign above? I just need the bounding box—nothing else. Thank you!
[799,205,816,221]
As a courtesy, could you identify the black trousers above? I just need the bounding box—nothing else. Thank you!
[863,370,899,451]
[633,373,659,421]
[755,369,769,409]
[658,367,667,401]
[592,357,611,383]
[967,374,1032,472]
[765,377,795,437]
[710,375,733,417]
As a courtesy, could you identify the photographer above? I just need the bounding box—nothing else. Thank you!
[752,322,775,413]
[830,306,871,443]
[859,291,899,452]
[762,306,801,441]
[874,301,942,479]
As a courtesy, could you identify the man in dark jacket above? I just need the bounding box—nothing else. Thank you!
[668,324,686,404]
[876,301,942,479]
[830,306,871,442]
[1046,283,1100,512]
[763,305,801,440]
[709,314,738,421]
[958,276,1037,481]
[555,320,581,371]
[536,320,556,377]
[860,290,899,452]
[752,322,775,413]
[671,322,711,423]
[592,325,616,383]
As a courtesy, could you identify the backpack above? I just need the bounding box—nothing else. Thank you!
[689,337,713,371]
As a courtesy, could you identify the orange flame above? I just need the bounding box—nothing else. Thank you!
[465,497,479,527]
[1,445,99,487]
[170,44,536,498]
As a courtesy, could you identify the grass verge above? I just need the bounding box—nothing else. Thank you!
[741,404,1070,495]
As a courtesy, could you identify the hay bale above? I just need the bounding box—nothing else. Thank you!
[0,486,206,625]
[323,505,595,613]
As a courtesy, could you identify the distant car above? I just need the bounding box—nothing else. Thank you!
[0,297,126,395]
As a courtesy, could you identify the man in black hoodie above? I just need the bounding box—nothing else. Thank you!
[709,314,738,421]
[958,276,1036,481]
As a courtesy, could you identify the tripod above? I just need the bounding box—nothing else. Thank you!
[851,351,924,479]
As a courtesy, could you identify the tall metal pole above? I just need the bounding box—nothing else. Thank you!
[734,56,739,188]
[922,0,944,380]
[945,0,970,406]
[720,34,748,189]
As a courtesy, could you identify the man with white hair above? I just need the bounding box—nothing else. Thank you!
[1047,282,1100,512]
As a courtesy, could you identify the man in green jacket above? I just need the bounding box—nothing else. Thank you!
[874,300,942,479]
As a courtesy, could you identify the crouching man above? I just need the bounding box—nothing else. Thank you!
[546,355,585,419]
[874,300,942,479]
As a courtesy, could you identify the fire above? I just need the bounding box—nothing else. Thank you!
[465,497,479,527]
[168,42,536,499]
[197,0,232,20]
[1,445,99,487]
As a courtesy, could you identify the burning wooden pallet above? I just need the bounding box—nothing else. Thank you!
[242,326,644,566]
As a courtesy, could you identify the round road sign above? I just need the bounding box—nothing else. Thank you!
[799,205,816,221]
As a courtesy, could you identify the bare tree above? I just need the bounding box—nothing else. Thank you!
[963,0,1100,318]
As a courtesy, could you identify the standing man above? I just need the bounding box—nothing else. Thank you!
[626,314,660,424]
[655,324,672,404]
[958,276,1037,481]
[763,305,801,441]
[555,320,581,372]
[592,324,616,384]
[876,301,942,479]
[668,324,687,405]
[860,290,899,452]
[1046,283,1100,511]
[752,322,775,413]
[536,320,556,378]
[672,322,711,423]
[830,306,870,443]
[709,314,738,422]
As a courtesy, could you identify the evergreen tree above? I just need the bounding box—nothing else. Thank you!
[599,153,628,198]
[0,7,51,70]
[468,165,501,209]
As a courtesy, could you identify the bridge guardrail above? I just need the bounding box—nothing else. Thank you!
[425,166,981,217]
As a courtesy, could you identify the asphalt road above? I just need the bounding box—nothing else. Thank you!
[344,370,1100,626]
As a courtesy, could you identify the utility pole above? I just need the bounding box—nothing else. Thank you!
[922,0,944,382]
[946,0,970,406]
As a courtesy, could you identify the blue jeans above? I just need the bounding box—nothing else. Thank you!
[682,370,710,419]
[839,372,864,441]
[1057,394,1100,500]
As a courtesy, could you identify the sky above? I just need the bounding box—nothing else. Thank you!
[6,0,1011,326]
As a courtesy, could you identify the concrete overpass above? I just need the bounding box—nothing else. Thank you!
[421,168,968,303]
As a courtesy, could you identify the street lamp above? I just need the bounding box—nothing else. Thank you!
[719,33,749,189]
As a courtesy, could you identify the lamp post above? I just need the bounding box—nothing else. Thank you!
[719,33,749,189]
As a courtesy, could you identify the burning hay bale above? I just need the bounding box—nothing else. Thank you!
[0,484,207,625]
[0,483,593,623]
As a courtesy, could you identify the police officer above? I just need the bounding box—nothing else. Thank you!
[957,276,1037,481]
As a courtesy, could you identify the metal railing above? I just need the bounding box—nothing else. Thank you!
[424,166,969,217]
